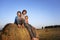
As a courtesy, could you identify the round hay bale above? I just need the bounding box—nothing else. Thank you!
[1,23,31,40]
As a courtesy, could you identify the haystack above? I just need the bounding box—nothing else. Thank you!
[1,23,31,40]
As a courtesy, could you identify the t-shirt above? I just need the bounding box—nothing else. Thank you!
[21,14,26,20]
[14,16,21,25]
[25,19,28,24]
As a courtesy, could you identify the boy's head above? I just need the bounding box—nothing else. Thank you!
[25,16,28,23]
[22,10,27,15]
[25,16,28,19]
[17,11,21,17]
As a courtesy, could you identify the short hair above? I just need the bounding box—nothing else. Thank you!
[17,11,21,14]
[22,10,27,14]
[25,16,28,18]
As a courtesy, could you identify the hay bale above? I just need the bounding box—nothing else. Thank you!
[1,23,31,40]
[0,31,2,40]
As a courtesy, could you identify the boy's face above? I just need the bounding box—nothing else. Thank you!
[17,13,21,17]
[23,11,26,15]
[25,16,28,23]
[25,17,28,19]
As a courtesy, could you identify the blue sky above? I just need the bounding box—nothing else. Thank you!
[0,0,60,29]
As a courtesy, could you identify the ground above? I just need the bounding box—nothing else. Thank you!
[36,28,60,40]
[0,25,60,40]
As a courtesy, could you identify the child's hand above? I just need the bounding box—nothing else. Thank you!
[18,24,21,28]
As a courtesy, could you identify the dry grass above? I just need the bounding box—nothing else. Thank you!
[1,23,60,40]
[36,28,60,40]
[1,23,31,40]
[0,31,2,40]
[0,32,1,35]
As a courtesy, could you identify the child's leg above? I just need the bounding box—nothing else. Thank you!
[18,24,21,28]
[28,24,36,38]
[26,27,34,39]
[22,24,24,28]
[21,19,25,28]
[24,23,36,39]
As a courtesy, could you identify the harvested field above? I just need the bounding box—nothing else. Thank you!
[36,28,60,40]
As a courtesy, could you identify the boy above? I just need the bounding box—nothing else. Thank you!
[25,16,38,40]
[25,16,28,24]
[21,10,27,27]
[14,11,22,28]
[21,10,27,20]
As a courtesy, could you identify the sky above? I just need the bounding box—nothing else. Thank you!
[0,0,60,29]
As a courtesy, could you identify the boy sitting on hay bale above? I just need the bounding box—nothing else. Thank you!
[14,10,39,40]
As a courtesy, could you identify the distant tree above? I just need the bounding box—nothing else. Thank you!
[45,25,60,28]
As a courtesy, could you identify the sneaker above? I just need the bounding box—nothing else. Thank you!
[32,37,39,40]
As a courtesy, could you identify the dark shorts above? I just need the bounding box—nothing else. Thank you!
[20,19,25,25]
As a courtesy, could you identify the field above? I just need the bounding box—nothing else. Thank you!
[0,24,60,40]
[0,31,2,40]
[36,28,60,40]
